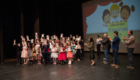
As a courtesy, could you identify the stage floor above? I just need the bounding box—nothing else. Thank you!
[0,53,140,80]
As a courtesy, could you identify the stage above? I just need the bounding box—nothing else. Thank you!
[0,53,140,80]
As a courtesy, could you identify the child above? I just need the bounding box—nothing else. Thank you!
[21,39,28,64]
[35,40,42,65]
[51,44,58,65]
[67,42,73,64]
[58,44,67,64]
[28,43,33,64]
[102,9,111,27]
[76,42,81,61]
[13,41,22,65]
[119,2,135,22]
[110,4,120,22]
[32,43,36,57]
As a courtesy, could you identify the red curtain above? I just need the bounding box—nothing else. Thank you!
[83,5,97,39]
[83,0,121,40]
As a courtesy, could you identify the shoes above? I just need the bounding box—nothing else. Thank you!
[103,58,106,61]
[68,61,71,65]
[53,62,56,65]
[91,63,95,66]
[115,65,120,68]
[77,59,80,61]
[111,64,116,67]
[103,61,109,64]
[127,66,134,69]
[37,63,41,65]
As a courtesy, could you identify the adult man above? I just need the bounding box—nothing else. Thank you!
[99,33,110,64]
[43,40,50,64]
[13,42,22,65]
[123,30,135,69]
[108,31,120,68]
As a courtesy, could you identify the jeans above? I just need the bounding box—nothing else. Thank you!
[108,48,113,57]
[104,49,109,62]
[113,49,119,65]
[97,44,101,55]
[127,48,134,67]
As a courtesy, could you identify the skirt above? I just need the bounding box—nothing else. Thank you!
[28,49,32,57]
[67,51,73,58]
[51,53,58,58]
[36,54,41,60]
[21,49,28,58]
[58,52,67,60]
[89,50,95,60]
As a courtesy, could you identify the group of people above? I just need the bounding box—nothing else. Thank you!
[84,30,135,69]
[13,33,84,65]
[13,30,135,69]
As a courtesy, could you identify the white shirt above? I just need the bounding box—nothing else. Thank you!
[67,46,71,51]
[60,47,63,52]
[51,47,57,53]
[49,43,53,49]
[96,38,101,44]
[35,44,40,54]
[76,45,81,49]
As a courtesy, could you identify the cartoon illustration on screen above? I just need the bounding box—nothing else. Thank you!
[102,9,111,27]
[119,2,135,22]
[110,4,120,23]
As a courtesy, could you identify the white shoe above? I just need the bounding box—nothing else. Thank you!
[68,61,70,64]
[69,61,71,64]
[103,61,109,64]
[103,58,106,61]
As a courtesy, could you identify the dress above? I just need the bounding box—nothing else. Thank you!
[51,47,58,58]
[28,48,32,57]
[35,44,42,60]
[72,44,76,55]
[67,46,73,58]
[58,47,67,60]
[21,42,28,58]
[32,48,36,57]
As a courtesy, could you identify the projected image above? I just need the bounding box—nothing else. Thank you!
[103,2,135,42]
[83,0,140,53]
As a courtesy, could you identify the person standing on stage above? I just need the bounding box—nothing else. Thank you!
[123,30,135,69]
[13,40,22,65]
[99,33,110,64]
[84,37,95,66]
[108,31,120,68]
[43,40,50,64]
[94,35,101,56]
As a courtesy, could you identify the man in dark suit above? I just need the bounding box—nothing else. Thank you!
[99,33,110,64]
[43,41,50,64]
[13,42,22,65]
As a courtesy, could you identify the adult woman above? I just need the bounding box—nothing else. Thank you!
[94,35,101,56]
[84,37,95,66]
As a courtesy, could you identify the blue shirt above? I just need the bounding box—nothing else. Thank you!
[112,36,120,50]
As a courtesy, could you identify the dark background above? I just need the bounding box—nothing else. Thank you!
[0,0,90,61]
